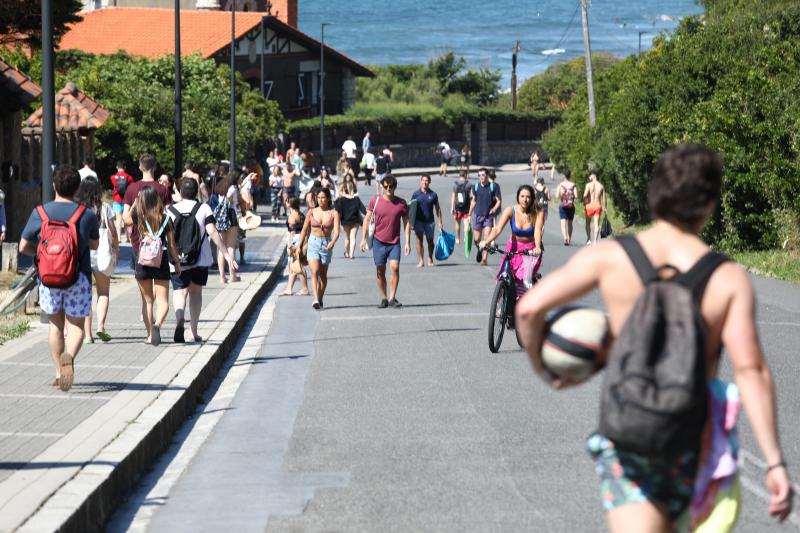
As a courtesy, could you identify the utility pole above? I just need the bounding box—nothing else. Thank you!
[580,0,596,128]
[638,31,648,57]
[260,16,265,98]
[319,22,331,167]
[41,0,55,202]
[229,0,236,168]
[511,40,520,111]
[174,0,183,179]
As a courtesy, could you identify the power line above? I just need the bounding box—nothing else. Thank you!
[527,1,582,71]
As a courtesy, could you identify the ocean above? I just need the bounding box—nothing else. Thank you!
[298,0,704,86]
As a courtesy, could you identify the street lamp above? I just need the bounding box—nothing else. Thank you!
[319,22,332,168]
[175,0,183,178]
[229,0,236,169]
[638,31,649,57]
[41,0,55,202]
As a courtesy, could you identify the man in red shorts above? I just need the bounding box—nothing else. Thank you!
[450,170,471,244]
[582,172,606,245]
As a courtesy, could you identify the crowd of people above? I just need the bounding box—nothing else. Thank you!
[14,137,794,532]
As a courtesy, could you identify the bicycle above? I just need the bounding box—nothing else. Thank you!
[485,244,541,353]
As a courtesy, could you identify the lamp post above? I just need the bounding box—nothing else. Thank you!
[229,0,236,169]
[174,0,183,178]
[319,22,332,168]
[41,0,55,202]
[511,40,520,111]
[638,31,648,57]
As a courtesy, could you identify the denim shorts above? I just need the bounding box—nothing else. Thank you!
[307,235,332,265]
[414,220,435,240]
[39,272,92,317]
[112,201,125,214]
[372,239,401,266]
[559,205,575,220]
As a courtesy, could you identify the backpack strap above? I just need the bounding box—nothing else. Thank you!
[677,252,729,298]
[189,200,202,218]
[168,205,180,218]
[36,205,49,224]
[67,204,86,225]
[616,235,660,285]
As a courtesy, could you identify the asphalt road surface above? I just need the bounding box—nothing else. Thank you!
[109,171,800,532]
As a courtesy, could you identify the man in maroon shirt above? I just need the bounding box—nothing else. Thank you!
[122,154,172,259]
[360,175,411,308]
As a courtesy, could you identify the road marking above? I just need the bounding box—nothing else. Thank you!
[0,393,113,401]
[0,362,146,370]
[741,449,800,495]
[320,312,485,321]
[0,432,65,438]
[757,321,800,327]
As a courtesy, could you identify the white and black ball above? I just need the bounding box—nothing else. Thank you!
[542,306,609,381]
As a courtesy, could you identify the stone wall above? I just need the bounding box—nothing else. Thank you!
[485,140,542,166]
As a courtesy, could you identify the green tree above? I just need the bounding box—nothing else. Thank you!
[0,0,83,49]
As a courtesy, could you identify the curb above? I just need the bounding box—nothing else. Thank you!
[14,238,288,533]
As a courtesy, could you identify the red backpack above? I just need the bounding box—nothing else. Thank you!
[35,204,86,288]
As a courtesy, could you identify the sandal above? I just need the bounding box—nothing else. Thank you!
[52,378,60,389]
[59,353,74,392]
[96,330,112,342]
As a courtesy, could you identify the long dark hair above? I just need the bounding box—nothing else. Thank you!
[75,177,103,214]
[215,170,239,196]
[516,184,538,216]
[135,186,168,239]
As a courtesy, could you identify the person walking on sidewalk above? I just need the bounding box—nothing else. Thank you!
[583,172,606,245]
[109,160,133,243]
[360,175,411,308]
[168,178,237,343]
[450,170,471,244]
[342,135,359,181]
[296,187,340,310]
[78,157,98,181]
[361,149,376,187]
[411,174,443,267]
[75,177,118,344]
[335,179,365,259]
[469,168,501,265]
[281,197,309,297]
[556,169,578,245]
[517,144,794,531]
[437,139,452,177]
[210,172,241,284]
[127,187,181,346]
[20,166,99,391]
[269,164,284,222]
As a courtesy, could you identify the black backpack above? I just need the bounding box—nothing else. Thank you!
[598,235,728,456]
[169,202,205,266]
[535,187,548,209]
[455,181,470,211]
[376,155,390,174]
[115,174,129,197]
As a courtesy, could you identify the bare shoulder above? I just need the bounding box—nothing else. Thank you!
[708,260,752,299]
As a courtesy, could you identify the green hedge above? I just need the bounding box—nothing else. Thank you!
[287,102,560,135]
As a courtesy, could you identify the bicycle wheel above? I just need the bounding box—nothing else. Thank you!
[488,280,508,353]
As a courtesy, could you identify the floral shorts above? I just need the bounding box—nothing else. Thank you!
[586,433,697,520]
[38,272,92,318]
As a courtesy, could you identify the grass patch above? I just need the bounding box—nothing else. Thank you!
[728,249,800,282]
[0,314,30,344]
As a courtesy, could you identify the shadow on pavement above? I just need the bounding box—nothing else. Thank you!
[72,382,188,393]
[0,460,118,470]
[232,355,309,367]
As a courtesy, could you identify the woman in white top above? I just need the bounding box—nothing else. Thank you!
[75,179,118,343]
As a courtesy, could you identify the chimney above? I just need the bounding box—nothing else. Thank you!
[271,0,297,28]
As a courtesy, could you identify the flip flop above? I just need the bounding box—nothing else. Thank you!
[59,353,74,392]
[96,330,112,342]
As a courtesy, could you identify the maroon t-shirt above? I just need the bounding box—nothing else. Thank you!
[123,180,172,252]
[368,195,408,245]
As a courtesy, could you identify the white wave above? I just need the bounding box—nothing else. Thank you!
[656,14,675,22]
[541,48,566,56]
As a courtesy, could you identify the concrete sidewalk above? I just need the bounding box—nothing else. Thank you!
[0,217,287,532]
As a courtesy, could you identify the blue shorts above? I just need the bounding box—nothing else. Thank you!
[307,235,332,265]
[413,220,435,240]
[472,213,495,230]
[372,239,401,266]
[170,267,209,289]
[559,205,575,220]
[38,272,92,317]
[112,202,125,214]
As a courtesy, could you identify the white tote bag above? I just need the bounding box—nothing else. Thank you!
[95,205,117,276]
[367,196,379,250]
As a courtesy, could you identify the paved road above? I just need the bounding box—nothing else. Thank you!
[110,171,800,532]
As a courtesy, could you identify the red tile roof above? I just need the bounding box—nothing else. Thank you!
[59,8,269,59]
[26,82,110,130]
[58,8,373,77]
[0,57,42,111]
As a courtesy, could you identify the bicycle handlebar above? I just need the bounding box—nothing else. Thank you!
[484,244,539,257]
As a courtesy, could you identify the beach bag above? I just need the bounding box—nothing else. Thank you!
[600,216,613,238]
[367,196,379,249]
[434,230,456,261]
[213,195,232,232]
[464,222,473,257]
[36,204,85,288]
[95,205,117,276]
[169,202,204,267]
[138,216,169,267]
[599,236,728,456]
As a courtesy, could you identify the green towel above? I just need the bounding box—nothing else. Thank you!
[465,222,473,257]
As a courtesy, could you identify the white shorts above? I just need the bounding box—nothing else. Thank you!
[38,272,92,317]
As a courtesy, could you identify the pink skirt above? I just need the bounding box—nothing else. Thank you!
[496,236,542,299]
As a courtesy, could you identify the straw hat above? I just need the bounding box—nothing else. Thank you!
[238,210,262,231]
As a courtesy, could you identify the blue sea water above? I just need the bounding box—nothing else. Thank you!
[298,0,704,86]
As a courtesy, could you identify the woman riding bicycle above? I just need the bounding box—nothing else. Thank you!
[479,185,544,299]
